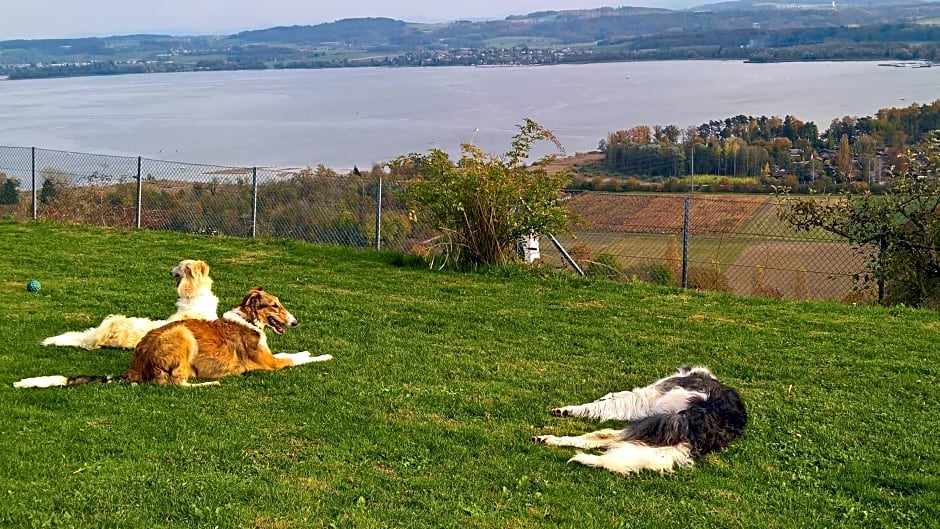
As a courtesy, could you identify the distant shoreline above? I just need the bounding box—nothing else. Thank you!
[5,56,940,82]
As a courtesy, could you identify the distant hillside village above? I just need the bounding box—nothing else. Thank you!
[4,2,940,79]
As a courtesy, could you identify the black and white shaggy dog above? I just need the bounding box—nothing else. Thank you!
[532,366,747,475]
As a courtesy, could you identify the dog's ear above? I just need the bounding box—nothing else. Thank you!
[191,260,209,279]
[242,288,265,316]
[175,260,198,296]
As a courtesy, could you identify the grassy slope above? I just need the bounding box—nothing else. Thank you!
[0,220,938,528]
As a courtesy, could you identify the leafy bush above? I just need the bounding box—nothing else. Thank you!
[391,119,574,267]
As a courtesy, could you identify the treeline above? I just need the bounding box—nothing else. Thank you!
[584,99,940,192]
[7,61,190,80]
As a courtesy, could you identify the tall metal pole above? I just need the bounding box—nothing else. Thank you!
[375,174,383,249]
[135,156,142,229]
[31,147,37,220]
[251,167,258,238]
[681,196,691,289]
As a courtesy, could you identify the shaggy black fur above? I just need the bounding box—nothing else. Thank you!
[622,375,747,458]
[65,375,117,386]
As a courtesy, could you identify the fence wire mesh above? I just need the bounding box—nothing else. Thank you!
[543,191,874,303]
[0,146,872,302]
[0,146,415,251]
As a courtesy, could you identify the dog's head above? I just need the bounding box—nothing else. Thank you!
[239,286,298,334]
[171,259,213,298]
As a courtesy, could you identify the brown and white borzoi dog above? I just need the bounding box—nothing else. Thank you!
[40,259,219,350]
[532,366,747,475]
[15,287,331,388]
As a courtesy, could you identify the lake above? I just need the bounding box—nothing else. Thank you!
[1,61,938,169]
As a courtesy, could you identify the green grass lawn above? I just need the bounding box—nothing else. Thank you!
[1,220,938,528]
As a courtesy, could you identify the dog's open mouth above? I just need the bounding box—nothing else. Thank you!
[267,316,286,334]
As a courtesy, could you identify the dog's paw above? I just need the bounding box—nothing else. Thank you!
[567,453,602,468]
[531,435,551,444]
[284,352,333,366]
[181,380,221,388]
[551,407,573,417]
[306,353,333,363]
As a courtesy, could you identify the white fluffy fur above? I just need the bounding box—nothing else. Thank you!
[12,375,68,389]
[550,369,712,422]
[534,428,693,474]
[273,351,334,365]
[41,259,219,350]
[568,443,693,474]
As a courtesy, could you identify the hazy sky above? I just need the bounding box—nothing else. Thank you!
[2,1,693,40]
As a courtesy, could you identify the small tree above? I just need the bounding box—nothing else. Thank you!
[0,176,19,205]
[777,132,940,307]
[39,174,65,205]
[391,119,574,267]
[835,133,854,183]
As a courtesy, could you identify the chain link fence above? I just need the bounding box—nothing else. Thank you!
[0,145,419,251]
[542,191,873,303]
[0,146,872,302]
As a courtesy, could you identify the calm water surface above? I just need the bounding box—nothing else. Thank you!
[1,61,938,168]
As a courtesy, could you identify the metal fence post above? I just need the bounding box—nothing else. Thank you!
[31,147,37,220]
[549,233,584,276]
[681,195,691,289]
[251,167,258,238]
[878,235,887,305]
[375,174,383,249]
[135,156,142,229]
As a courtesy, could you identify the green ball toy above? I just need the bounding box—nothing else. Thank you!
[26,280,41,293]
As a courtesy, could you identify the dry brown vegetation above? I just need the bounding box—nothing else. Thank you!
[542,151,604,175]
[566,193,768,234]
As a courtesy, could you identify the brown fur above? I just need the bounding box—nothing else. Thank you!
[125,287,297,386]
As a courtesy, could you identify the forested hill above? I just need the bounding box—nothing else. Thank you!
[232,3,940,47]
[3,1,940,79]
[234,18,410,46]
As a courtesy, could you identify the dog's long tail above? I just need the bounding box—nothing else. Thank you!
[13,374,120,389]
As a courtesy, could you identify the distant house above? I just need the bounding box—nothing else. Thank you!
[817,148,836,161]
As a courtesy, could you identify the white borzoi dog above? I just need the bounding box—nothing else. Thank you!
[40,259,219,350]
[532,366,747,475]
